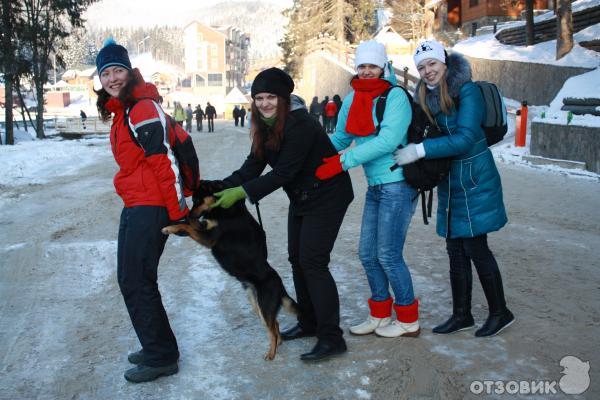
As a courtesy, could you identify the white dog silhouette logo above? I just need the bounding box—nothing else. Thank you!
[559,356,590,394]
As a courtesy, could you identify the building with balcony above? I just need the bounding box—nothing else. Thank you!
[427,0,550,37]
[183,21,250,100]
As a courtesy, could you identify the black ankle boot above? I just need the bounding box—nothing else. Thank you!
[475,270,514,337]
[475,309,515,337]
[433,268,474,334]
[432,308,475,334]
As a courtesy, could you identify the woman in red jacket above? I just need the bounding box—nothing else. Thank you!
[96,39,186,383]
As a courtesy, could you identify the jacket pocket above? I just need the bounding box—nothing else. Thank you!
[460,161,478,190]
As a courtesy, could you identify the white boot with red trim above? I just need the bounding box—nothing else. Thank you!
[375,299,421,338]
[350,297,393,335]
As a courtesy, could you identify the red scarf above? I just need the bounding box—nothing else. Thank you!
[346,78,391,136]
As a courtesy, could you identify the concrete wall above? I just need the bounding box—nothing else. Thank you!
[295,53,355,102]
[464,56,592,106]
[530,121,600,173]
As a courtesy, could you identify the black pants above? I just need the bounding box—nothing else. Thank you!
[117,206,179,367]
[196,119,202,131]
[288,208,347,345]
[207,117,214,132]
[446,234,501,287]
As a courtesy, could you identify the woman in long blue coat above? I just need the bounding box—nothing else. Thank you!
[394,40,514,337]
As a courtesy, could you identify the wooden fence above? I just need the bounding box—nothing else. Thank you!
[495,5,600,46]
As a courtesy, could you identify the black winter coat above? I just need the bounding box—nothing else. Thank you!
[223,107,353,216]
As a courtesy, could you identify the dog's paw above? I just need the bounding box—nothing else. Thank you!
[161,227,172,235]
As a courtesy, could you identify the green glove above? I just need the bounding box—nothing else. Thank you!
[211,186,247,209]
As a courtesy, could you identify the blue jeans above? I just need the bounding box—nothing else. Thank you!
[358,181,417,305]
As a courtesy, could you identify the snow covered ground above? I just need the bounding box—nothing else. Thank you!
[1,122,598,399]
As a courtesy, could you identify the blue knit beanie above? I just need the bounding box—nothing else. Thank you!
[96,38,132,75]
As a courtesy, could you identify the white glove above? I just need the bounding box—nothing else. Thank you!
[394,143,426,166]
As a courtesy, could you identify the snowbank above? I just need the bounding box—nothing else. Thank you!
[453,34,600,68]
[535,68,600,128]
[0,135,110,186]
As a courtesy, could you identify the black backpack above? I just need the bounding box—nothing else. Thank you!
[126,99,200,196]
[376,85,451,224]
[454,81,508,146]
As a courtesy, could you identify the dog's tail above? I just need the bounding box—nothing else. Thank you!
[281,293,299,316]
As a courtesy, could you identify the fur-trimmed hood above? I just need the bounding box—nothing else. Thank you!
[414,52,472,116]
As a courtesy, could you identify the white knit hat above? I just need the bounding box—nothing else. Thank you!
[413,40,446,67]
[355,40,388,70]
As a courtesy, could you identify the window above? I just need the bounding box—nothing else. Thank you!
[196,33,203,42]
[208,73,222,87]
[211,58,218,69]
[210,44,218,57]
[196,74,205,86]
[469,0,478,6]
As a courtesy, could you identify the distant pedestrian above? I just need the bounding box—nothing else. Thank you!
[394,39,514,337]
[233,105,240,126]
[324,99,337,133]
[194,104,205,131]
[332,94,342,131]
[173,102,185,127]
[309,96,321,123]
[80,110,87,130]
[239,106,246,127]
[185,103,193,132]
[205,102,216,132]
[320,96,329,128]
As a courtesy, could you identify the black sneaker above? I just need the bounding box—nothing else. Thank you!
[124,363,179,383]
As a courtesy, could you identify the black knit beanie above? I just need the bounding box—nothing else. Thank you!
[96,38,132,75]
[251,67,294,99]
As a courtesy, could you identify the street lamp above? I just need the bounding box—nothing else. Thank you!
[137,36,150,55]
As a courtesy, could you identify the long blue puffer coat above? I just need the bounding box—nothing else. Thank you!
[418,53,507,239]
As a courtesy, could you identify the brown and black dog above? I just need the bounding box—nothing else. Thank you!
[162,180,298,360]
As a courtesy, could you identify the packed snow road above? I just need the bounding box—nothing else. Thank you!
[0,121,598,399]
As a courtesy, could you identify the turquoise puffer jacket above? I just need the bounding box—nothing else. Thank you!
[419,54,507,239]
[330,84,412,186]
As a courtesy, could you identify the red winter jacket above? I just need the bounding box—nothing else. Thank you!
[106,69,189,221]
[324,100,338,117]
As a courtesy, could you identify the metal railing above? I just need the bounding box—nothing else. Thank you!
[50,116,111,134]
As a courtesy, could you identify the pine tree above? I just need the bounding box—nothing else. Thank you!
[280,0,377,77]
[20,0,98,139]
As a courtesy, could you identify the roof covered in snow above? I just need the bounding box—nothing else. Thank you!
[224,87,249,104]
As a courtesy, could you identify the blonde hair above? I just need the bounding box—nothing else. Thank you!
[418,71,454,124]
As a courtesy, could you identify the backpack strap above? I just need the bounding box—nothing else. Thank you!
[374,85,412,135]
[125,97,169,148]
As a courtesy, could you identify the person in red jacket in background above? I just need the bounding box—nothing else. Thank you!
[96,39,189,383]
[324,98,338,134]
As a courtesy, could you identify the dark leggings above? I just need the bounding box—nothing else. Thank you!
[445,234,500,278]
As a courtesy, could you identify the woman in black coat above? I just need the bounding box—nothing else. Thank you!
[211,68,354,361]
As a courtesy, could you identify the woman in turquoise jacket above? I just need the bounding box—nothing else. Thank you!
[316,40,420,339]
[394,40,514,337]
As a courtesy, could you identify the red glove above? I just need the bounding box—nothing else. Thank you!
[315,154,343,180]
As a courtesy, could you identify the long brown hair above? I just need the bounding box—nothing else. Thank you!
[418,69,454,124]
[250,95,290,159]
[95,69,140,122]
